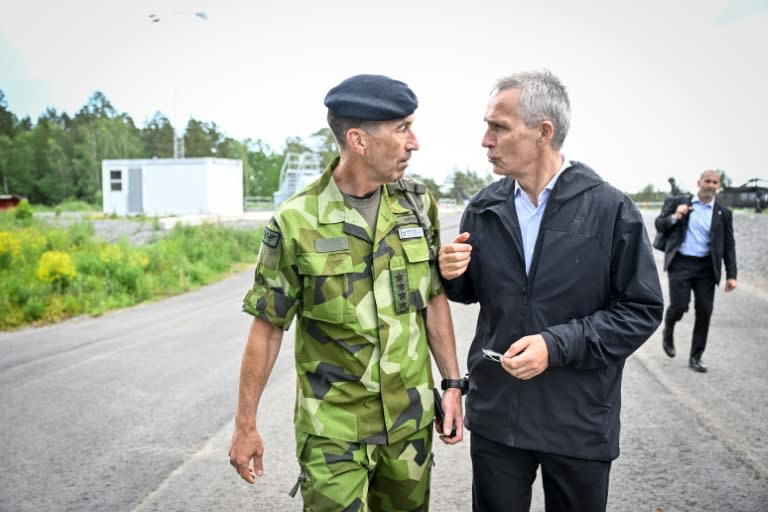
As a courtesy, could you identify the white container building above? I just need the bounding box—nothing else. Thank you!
[101,158,243,216]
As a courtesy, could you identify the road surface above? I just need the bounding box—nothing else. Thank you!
[1,211,766,511]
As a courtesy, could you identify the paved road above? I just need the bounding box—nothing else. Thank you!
[1,211,766,511]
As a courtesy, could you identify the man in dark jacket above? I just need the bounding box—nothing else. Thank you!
[438,71,664,512]
[654,170,738,372]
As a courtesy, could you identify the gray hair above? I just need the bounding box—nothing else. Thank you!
[700,169,721,180]
[327,110,381,150]
[493,70,571,150]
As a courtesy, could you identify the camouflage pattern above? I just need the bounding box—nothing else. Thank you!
[295,427,433,511]
[243,157,443,445]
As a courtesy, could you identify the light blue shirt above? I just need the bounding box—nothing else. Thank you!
[678,197,714,257]
[514,158,569,274]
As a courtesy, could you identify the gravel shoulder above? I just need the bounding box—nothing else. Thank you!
[44,211,274,245]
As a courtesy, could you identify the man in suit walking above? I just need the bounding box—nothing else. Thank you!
[655,169,738,372]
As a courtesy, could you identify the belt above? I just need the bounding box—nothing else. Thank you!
[678,253,710,261]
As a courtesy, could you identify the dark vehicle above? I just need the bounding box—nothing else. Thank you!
[717,178,768,213]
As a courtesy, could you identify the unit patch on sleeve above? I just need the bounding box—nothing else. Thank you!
[262,227,281,248]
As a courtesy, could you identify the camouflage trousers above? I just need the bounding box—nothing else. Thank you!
[294,427,433,512]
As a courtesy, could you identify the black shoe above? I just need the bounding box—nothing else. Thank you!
[689,358,708,373]
[662,328,676,358]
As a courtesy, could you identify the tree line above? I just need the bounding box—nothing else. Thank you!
[0,88,496,207]
[0,89,331,206]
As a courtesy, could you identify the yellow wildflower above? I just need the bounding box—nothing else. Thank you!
[36,250,77,284]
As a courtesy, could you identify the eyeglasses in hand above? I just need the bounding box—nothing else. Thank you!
[482,348,505,363]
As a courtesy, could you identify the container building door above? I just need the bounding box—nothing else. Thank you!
[127,167,143,215]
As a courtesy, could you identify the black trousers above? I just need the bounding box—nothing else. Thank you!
[470,433,611,512]
[664,253,716,360]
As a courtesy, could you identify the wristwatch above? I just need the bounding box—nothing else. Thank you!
[441,376,468,395]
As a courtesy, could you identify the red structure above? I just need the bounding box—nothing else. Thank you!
[0,194,23,210]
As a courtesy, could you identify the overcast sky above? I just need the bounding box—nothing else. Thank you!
[1,0,766,193]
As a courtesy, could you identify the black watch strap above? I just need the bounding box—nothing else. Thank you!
[441,377,468,395]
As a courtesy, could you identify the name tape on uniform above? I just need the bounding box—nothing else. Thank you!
[398,227,425,240]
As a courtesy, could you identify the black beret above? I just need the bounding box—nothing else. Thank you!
[324,74,418,121]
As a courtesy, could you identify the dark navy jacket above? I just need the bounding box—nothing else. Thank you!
[443,162,663,461]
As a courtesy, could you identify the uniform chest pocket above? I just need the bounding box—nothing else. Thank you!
[296,251,354,323]
[392,238,431,314]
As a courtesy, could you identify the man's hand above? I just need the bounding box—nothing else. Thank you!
[500,334,549,380]
[673,203,693,221]
[725,278,738,292]
[438,232,472,280]
[228,425,264,484]
[435,388,464,444]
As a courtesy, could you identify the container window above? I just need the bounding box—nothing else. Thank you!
[110,170,122,191]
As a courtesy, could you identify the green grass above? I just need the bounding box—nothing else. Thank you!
[30,199,102,215]
[0,201,264,331]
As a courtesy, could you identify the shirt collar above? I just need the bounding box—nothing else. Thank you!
[692,196,715,208]
[514,156,569,199]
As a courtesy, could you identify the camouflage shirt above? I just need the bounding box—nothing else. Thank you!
[243,158,443,445]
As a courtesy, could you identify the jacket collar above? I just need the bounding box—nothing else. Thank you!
[316,157,348,225]
[465,162,607,270]
[470,161,605,211]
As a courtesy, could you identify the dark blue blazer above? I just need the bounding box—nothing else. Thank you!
[654,195,737,284]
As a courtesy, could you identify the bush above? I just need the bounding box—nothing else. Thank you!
[15,227,47,264]
[3,273,37,307]
[23,298,46,323]
[13,199,34,223]
[0,217,265,331]
[36,250,77,286]
[67,221,96,248]
[0,231,21,269]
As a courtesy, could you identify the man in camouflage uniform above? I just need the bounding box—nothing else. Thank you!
[229,74,464,511]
